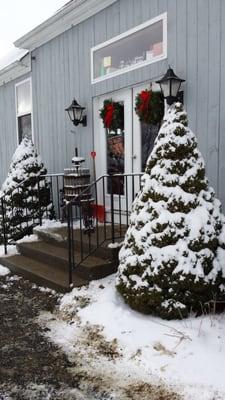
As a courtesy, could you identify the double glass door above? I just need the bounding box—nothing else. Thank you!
[93,83,161,213]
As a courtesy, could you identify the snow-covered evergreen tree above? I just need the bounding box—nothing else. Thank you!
[116,103,225,319]
[0,137,54,242]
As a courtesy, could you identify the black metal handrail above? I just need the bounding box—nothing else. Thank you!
[66,172,143,285]
[0,170,143,288]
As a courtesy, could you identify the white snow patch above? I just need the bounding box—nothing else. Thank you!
[16,234,39,244]
[0,265,10,276]
[40,275,225,400]
[108,242,123,249]
[0,245,18,258]
[34,219,68,231]
[0,47,28,72]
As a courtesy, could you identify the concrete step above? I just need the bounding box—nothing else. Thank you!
[0,255,88,292]
[33,225,124,260]
[17,240,116,281]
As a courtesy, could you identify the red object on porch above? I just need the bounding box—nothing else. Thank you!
[91,204,105,222]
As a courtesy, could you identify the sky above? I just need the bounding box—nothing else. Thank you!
[0,0,68,58]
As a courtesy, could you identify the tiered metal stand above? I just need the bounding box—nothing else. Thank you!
[64,155,94,233]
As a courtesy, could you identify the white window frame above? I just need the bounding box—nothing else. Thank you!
[91,12,167,84]
[15,77,34,144]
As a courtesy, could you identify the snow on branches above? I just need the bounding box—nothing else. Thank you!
[116,103,225,319]
[0,137,54,242]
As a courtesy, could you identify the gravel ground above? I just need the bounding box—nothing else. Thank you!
[0,273,182,400]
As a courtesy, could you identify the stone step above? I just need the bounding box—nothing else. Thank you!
[17,240,116,281]
[0,255,88,292]
[33,225,124,260]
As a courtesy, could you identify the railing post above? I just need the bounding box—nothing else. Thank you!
[110,175,115,244]
[67,202,73,287]
[37,179,42,226]
[1,198,7,255]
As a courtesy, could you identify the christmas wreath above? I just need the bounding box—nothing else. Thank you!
[135,90,164,125]
[99,99,124,132]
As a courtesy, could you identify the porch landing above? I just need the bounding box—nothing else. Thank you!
[0,224,126,292]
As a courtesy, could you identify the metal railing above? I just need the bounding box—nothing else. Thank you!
[66,173,143,285]
[0,171,144,287]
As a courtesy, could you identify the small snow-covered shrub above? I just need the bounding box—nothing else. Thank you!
[0,137,54,242]
[116,103,225,319]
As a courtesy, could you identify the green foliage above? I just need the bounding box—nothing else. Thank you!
[116,103,225,319]
[135,90,164,125]
[0,137,54,243]
[99,99,124,132]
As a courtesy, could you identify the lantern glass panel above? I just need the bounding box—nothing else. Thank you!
[74,107,83,122]
[160,81,170,97]
[67,108,74,122]
[171,80,181,97]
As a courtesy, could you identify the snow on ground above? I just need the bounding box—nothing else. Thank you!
[38,274,225,400]
[17,234,39,243]
[34,219,68,231]
[0,244,18,258]
[0,264,10,276]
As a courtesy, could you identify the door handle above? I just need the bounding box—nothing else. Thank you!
[132,154,137,159]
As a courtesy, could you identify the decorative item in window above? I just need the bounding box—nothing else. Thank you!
[99,99,124,133]
[135,90,164,125]
[92,13,167,83]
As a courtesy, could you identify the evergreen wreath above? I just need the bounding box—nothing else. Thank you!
[99,99,124,132]
[135,90,164,125]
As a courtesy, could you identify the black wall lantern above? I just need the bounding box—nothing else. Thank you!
[65,98,87,126]
[156,67,185,105]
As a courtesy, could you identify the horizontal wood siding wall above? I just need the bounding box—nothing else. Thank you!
[0,0,225,209]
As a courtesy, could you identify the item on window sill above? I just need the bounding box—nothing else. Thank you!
[100,63,106,76]
[134,56,144,64]
[103,56,112,68]
[119,60,125,69]
[106,66,117,74]
[146,50,153,61]
[152,42,163,57]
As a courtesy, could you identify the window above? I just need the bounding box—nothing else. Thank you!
[91,13,167,83]
[15,78,32,143]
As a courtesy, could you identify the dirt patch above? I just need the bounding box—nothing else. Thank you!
[124,382,181,400]
[0,274,80,399]
[0,273,183,399]
[80,323,121,360]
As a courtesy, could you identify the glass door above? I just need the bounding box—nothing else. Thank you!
[132,82,161,174]
[93,83,162,222]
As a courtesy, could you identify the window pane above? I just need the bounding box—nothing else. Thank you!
[17,81,31,115]
[18,114,32,143]
[106,102,124,195]
[141,122,160,171]
[93,19,164,80]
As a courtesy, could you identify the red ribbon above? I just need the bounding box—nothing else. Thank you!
[139,90,151,114]
[104,103,114,129]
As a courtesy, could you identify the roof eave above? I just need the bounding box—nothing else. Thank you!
[14,0,118,51]
[0,53,31,87]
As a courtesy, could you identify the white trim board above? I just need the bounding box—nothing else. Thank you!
[0,53,31,87]
[14,0,117,51]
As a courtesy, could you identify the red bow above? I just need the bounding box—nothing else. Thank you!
[104,103,114,129]
[139,90,151,113]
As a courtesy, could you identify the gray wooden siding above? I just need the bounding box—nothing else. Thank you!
[1,0,225,210]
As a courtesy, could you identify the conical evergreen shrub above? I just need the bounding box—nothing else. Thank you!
[116,103,225,319]
[0,137,54,242]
